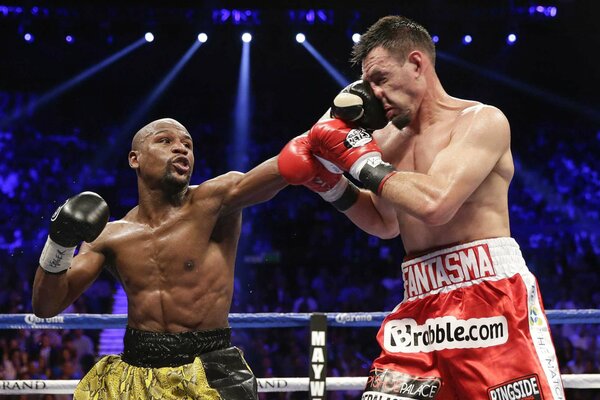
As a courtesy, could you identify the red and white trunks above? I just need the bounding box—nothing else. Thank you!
[362,237,565,400]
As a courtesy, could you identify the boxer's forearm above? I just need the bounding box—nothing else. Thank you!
[32,266,70,317]
[223,157,288,213]
[341,189,400,239]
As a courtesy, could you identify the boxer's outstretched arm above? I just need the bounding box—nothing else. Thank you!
[220,156,288,214]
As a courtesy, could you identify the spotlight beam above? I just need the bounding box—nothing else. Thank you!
[1,37,147,128]
[85,39,204,175]
[231,39,253,304]
[300,40,350,88]
[437,51,600,123]
[123,40,203,133]
[231,40,251,171]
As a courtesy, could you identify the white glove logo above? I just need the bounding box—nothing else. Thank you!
[345,128,372,148]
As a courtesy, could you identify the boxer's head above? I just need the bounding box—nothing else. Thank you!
[352,16,436,130]
[129,118,194,193]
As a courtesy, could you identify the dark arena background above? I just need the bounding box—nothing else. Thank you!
[1,0,599,399]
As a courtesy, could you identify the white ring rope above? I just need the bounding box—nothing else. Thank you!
[0,375,598,394]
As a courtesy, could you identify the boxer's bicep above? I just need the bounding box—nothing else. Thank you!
[426,106,510,217]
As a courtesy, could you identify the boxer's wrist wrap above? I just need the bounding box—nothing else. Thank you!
[39,236,75,274]
[330,180,360,211]
[318,176,349,203]
[357,157,397,194]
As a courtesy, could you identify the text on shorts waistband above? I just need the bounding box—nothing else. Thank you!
[402,241,499,299]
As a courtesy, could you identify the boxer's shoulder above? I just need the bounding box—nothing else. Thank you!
[195,171,245,194]
[186,173,240,204]
[449,103,509,141]
[456,102,506,124]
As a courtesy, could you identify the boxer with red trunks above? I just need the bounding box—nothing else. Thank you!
[365,237,561,399]
[278,15,565,400]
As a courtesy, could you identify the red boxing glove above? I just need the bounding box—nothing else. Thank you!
[277,135,360,210]
[278,135,318,185]
[304,162,342,194]
[278,135,343,193]
[308,118,396,194]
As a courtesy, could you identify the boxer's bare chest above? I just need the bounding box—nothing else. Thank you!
[103,206,220,282]
[379,122,454,173]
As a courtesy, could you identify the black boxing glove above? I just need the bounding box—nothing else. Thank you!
[330,80,388,131]
[39,191,110,274]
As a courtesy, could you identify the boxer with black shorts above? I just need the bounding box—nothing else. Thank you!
[279,16,565,400]
[33,118,288,399]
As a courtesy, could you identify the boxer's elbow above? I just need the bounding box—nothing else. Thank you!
[32,301,58,318]
[347,214,399,239]
[376,223,401,239]
[360,217,400,239]
[32,292,61,318]
[420,197,457,226]
[33,309,57,319]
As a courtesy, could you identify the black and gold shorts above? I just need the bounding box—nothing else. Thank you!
[74,327,257,400]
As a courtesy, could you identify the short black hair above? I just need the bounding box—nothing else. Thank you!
[351,15,436,66]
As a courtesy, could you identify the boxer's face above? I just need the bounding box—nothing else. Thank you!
[362,46,421,130]
[130,119,195,191]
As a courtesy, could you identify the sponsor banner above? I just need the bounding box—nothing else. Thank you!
[310,313,328,400]
[402,244,495,298]
[334,313,375,325]
[257,378,290,392]
[0,314,125,329]
[362,368,441,400]
[488,374,543,400]
[1,381,48,390]
[0,380,74,395]
[383,315,508,353]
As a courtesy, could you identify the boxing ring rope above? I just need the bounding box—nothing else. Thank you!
[1,310,599,394]
[2,309,600,329]
[1,376,599,394]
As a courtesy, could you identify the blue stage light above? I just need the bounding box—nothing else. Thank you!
[242,32,252,43]
[288,9,332,25]
[197,33,208,43]
[462,35,472,45]
[296,33,305,43]
[144,32,154,43]
[352,33,361,44]
[507,33,517,45]
[212,9,259,25]
[529,5,558,17]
